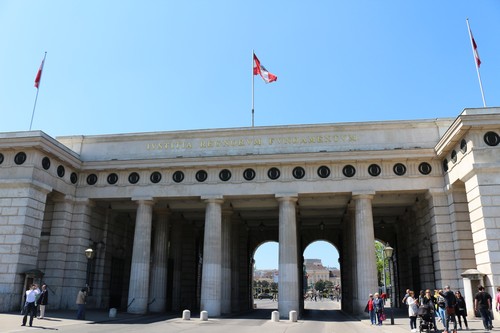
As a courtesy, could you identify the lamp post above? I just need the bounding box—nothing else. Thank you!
[383,243,394,325]
[85,247,94,290]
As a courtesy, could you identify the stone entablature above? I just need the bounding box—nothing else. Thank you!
[56,118,452,161]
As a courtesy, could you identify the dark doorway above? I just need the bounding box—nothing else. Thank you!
[109,257,125,309]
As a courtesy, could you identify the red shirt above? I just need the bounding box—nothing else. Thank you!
[368,299,374,311]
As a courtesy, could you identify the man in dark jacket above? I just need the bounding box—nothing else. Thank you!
[439,286,457,333]
[474,285,493,330]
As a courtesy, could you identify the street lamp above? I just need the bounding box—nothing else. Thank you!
[85,247,94,290]
[383,243,394,325]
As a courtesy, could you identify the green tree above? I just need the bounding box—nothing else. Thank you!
[314,279,326,291]
[270,282,278,292]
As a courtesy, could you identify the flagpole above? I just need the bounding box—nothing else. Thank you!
[466,19,486,107]
[252,49,255,127]
[30,52,47,131]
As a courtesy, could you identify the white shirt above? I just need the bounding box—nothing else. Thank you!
[25,288,40,303]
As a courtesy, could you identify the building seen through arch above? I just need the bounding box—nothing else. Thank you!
[0,107,499,319]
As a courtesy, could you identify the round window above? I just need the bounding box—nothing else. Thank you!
[418,162,432,175]
[368,164,381,177]
[150,171,162,183]
[342,165,356,178]
[243,168,256,181]
[128,172,140,184]
[57,165,65,178]
[70,172,78,184]
[14,152,27,165]
[87,174,98,185]
[267,167,280,180]
[292,167,305,179]
[393,163,406,176]
[42,157,51,170]
[219,169,231,181]
[107,173,118,185]
[317,166,331,178]
[484,131,500,146]
[172,171,184,183]
[196,170,208,182]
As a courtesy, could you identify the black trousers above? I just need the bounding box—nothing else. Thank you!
[22,302,36,326]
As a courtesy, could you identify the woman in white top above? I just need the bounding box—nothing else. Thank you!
[407,290,419,332]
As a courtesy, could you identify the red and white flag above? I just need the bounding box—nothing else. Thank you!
[468,26,481,68]
[253,53,277,83]
[34,56,45,89]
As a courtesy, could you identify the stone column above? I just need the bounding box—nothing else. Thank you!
[221,208,233,314]
[200,196,224,316]
[352,192,377,314]
[44,195,74,309]
[149,208,169,312]
[127,199,154,314]
[170,220,182,311]
[277,194,299,319]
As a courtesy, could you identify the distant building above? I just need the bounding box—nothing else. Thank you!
[304,259,340,288]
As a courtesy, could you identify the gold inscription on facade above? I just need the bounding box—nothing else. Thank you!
[146,141,193,150]
[146,134,357,151]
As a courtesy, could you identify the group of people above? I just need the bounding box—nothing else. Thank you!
[21,284,48,327]
[21,283,90,327]
[401,285,498,333]
[365,292,387,325]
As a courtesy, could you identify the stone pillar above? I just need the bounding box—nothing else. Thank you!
[0,182,50,312]
[200,196,223,317]
[170,220,182,311]
[127,199,154,314]
[352,192,378,314]
[277,194,299,319]
[149,208,169,312]
[44,195,74,309]
[221,208,233,314]
[61,198,94,309]
[425,189,457,287]
[230,219,240,311]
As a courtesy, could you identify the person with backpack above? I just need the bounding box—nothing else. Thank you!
[474,285,493,330]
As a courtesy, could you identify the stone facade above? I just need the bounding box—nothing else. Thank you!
[0,107,499,318]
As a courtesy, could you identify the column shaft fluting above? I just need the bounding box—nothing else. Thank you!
[149,210,169,312]
[353,194,377,313]
[277,195,299,318]
[127,200,154,314]
[221,210,232,314]
[200,198,223,316]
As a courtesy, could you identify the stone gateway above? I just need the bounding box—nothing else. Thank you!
[0,107,499,319]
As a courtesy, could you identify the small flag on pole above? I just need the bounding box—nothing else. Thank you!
[34,56,46,89]
[469,27,481,67]
[253,53,277,83]
[466,19,486,107]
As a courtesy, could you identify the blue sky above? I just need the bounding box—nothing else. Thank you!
[1,1,499,269]
[255,241,340,270]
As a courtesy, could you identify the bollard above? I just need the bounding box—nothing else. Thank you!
[109,308,117,318]
[271,310,280,322]
[182,309,191,320]
[289,310,297,322]
[200,310,208,321]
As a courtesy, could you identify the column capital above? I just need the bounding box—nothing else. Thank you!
[132,197,155,206]
[352,190,375,200]
[202,195,224,204]
[275,193,298,203]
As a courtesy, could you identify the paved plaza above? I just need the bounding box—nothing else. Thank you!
[2,300,498,333]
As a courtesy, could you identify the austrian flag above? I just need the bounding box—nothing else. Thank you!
[253,53,277,83]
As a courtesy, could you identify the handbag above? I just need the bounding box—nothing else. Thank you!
[446,306,455,315]
[380,313,386,321]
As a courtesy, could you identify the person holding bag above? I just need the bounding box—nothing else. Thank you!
[373,293,385,325]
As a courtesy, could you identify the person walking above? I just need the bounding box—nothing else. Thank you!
[495,287,500,314]
[373,292,385,325]
[454,290,468,330]
[38,284,48,319]
[436,290,447,328]
[22,284,40,327]
[406,290,419,332]
[76,287,89,320]
[474,285,493,330]
[439,286,457,333]
[366,294,376,325]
